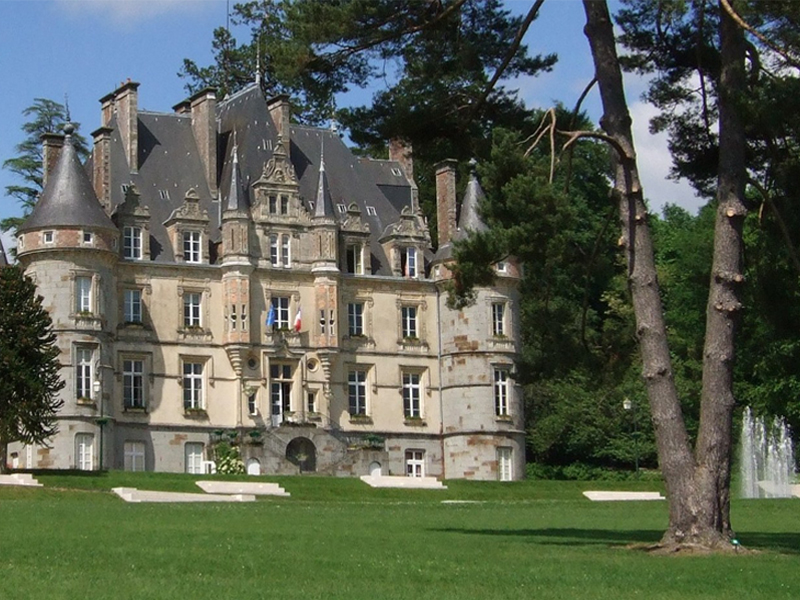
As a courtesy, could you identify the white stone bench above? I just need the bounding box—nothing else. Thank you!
[0,473,42,487]
[582,491,664,501]
[195,480,290,497]
[360,475,447,489]
[112,487,255,503]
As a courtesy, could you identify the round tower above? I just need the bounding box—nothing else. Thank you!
[432,160,525,481]
[16,125,119,470]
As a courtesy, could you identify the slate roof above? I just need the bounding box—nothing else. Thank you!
[433,160,489,263]
[19,130,116,234]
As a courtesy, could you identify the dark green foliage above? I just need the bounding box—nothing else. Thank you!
[2,98,88,232]
[0,265,64,472]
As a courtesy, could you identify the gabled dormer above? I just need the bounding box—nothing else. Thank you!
[251,135,302,223]
[112,183,151,261]
[379,207,429,279]
[163,188,210,265]
[340,203,371,275]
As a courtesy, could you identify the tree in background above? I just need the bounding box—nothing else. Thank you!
[0,265,64,473]
[2,98,88,232]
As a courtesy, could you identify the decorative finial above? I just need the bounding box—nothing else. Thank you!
[468,157,478,172]
[63,123,75,137]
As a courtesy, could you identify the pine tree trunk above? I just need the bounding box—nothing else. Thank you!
[581,0,745,549]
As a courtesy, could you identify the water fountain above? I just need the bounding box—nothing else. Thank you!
[740,407,795,498]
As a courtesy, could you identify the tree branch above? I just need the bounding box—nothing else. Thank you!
[719,0,800,69]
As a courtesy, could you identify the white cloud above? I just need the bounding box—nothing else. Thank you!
[54,0,221,25]
[629,99,703,215]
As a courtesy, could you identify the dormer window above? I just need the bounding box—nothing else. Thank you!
[123,226,142,260]
[401,247,418,278]
[269,195,278,214]
[337,204,347,213]
[345,244,364,274]
[183,231,201,263]
[366,206,377,216]
[391,167,402,177]
[281,195,289,215]
[158,189,170,200]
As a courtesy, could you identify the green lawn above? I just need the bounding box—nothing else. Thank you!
[1,472,798,600]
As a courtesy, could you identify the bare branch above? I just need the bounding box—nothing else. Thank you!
[720,0,800,69]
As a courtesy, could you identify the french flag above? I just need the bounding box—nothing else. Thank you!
[293,307,302,332]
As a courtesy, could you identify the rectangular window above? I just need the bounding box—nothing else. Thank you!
[492,302,505,337]
[83,231,93,245]
[76,347,93,400]
[124,441,146,472]
[247,391,258,416]
[348,303,364,336]
[319,309,326,334]
[269,195,278,214]
[280,195,289,215]
[497,447,513,481]
[271,297,290,329]
[281,234,290,267]
[76,276,92,313]
[270,234,279,266]
[183,362,204,410]
[184,292,201,328]
[270,363,292,424]
[185,442,204,474]
[75,433,94,471]
[401,306,417,339]
[346,244,363,274]
[123,226,142,259]
[123,359,144,409]
[403,372,422,418]
[402,247,417,277]
[348,370,367,416]
[496,261,508,273]
[183,231,201,263]
[43,231,54,244]
[494,368,510,417]
[405,450,425,478]
[241,304,248,331]
[307,391,317,413]
[124,289,142,324]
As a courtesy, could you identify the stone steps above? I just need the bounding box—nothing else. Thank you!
[582,491,664,501]
[112,487,255,503]
[0,473,42,487]
[360,475,447,489]
[195,480,290,497]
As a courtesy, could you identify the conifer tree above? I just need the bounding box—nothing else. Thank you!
[0,265,64,473]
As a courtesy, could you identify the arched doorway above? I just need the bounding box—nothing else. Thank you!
[286,437,316,472]
[369,461,382,477]
[246,458,261,476]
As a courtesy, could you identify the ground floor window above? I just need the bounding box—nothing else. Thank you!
[75,433,94,471]
[185,442,204,474]
[124,441,146,472]
[405,449,425,478]
[497,447,513,481]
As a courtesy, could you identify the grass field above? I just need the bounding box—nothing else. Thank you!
[1,472,798,599]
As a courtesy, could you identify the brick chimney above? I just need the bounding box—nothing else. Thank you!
[41,132,65,189]
[114,80,140,173]
[389,138,414,182]
[267,94,291,146]
[435,159,458,247]
[91,126,114,213]
[189,88,218,197]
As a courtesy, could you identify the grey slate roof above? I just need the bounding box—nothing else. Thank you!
[453,161,488,240]
[313,142,334,219]
[19,132,116,234]
[224,145,247,213]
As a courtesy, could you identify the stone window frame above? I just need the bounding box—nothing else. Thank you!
[118,351,153,411]
[492,365,512,418]
[405,449,425,478]
[177,281,212,337]
[265,289,300,332]
[180,355,212,413]
[73,343,97,402]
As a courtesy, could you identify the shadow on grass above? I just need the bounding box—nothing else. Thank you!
[433,527,800,554]
[431,527,661,547]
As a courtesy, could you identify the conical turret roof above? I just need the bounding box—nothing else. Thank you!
[453,159,488,241]
[224,144,248,213]
[18,126,116,234]
[314,141,335,219]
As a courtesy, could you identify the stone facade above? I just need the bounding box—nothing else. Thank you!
[10,80,523,480]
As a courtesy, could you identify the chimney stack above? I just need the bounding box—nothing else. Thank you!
[435,159,458,247]
[188,88,218,197]
[113,80,140,173]
[267,94,291,146]
[91,126,114,213]
[41,132,65,189]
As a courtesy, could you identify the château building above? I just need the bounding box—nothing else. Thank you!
[10,79,523,480]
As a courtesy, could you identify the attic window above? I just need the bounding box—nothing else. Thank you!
[366,206,377,216]
[337,204,347,213]
[83,232,93,245]
[43,231,54,244]
[121,184,130,194]
[308,201,316,211]
[159,189,170,200]
[496,261,508,273]
[391,168,403,177]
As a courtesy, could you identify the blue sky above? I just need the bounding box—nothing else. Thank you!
[0,0,698,255]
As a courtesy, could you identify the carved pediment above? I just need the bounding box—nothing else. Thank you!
[164,188,209,226]
[379,206,428,243]
[341,203,370,235]
[255,135,297,187]
[112,183,150,221]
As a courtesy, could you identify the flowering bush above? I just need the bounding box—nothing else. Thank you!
[213,440,245,474]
